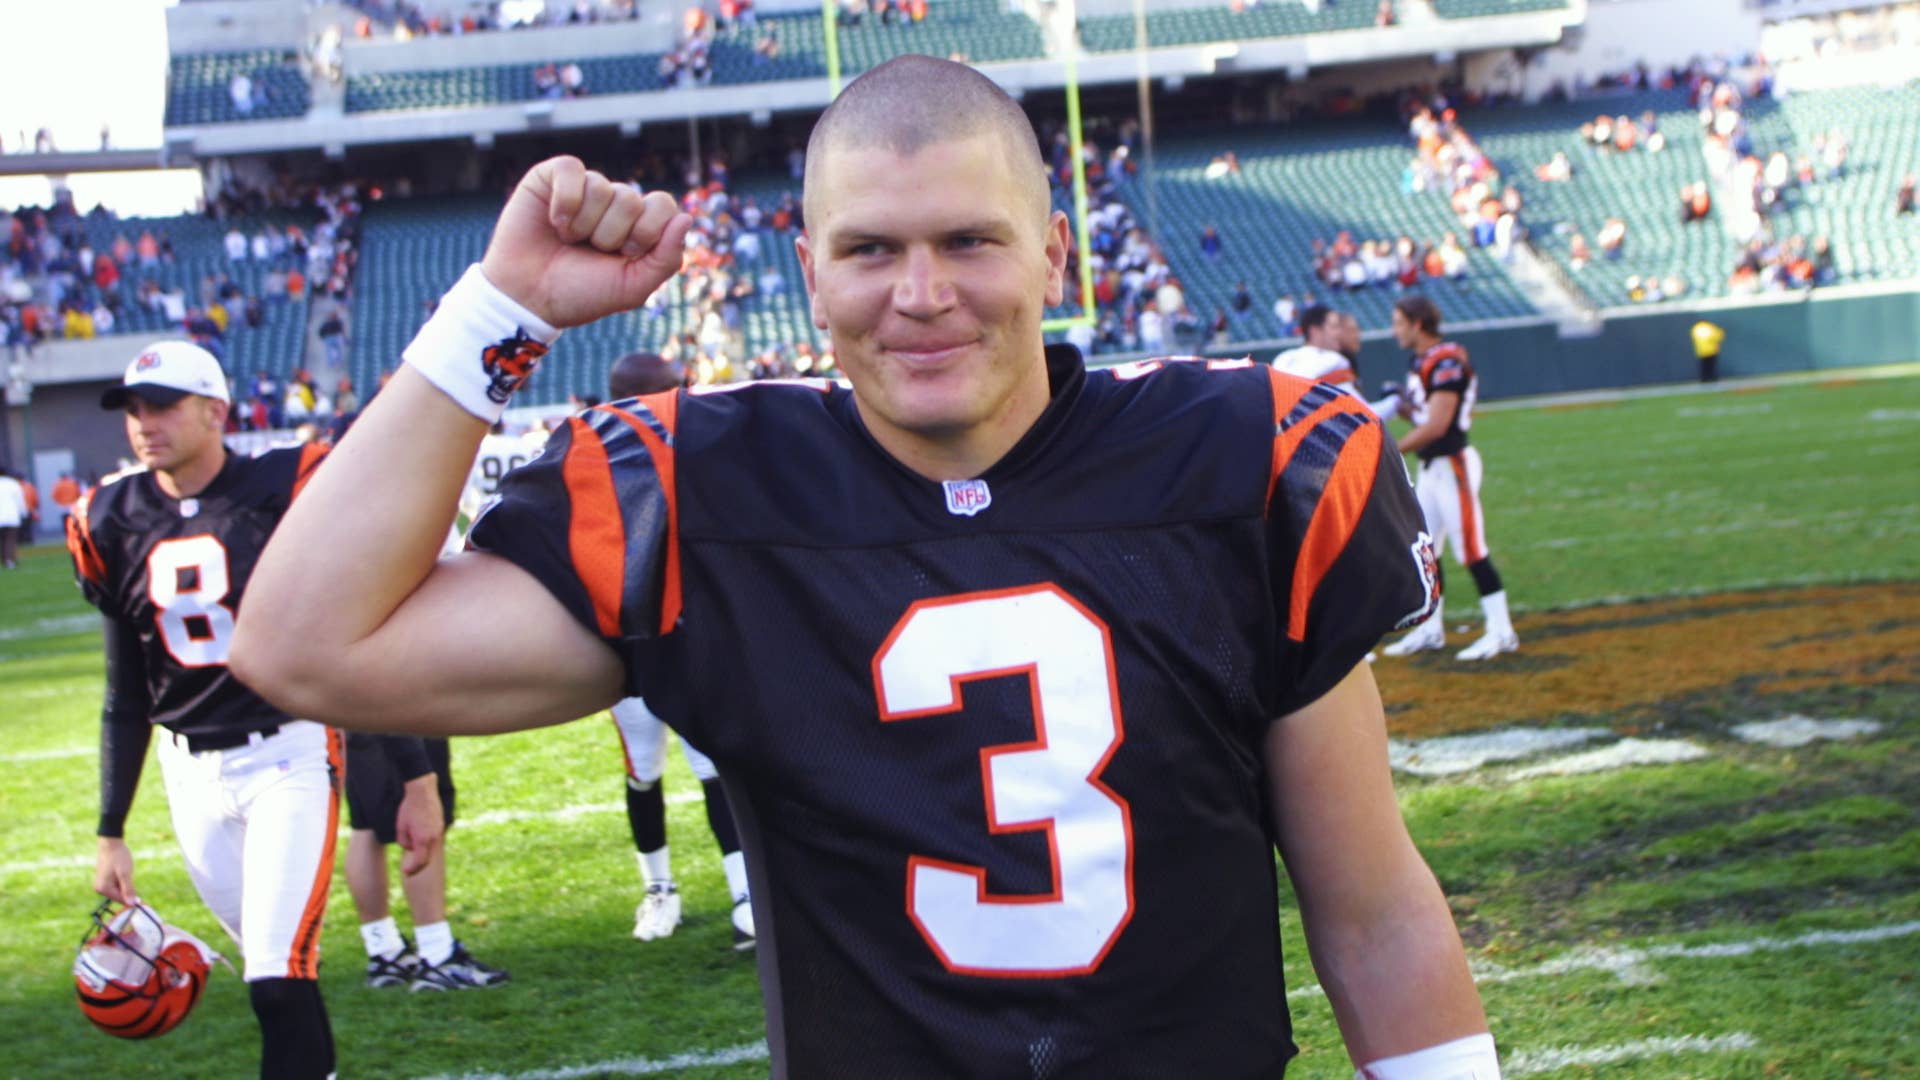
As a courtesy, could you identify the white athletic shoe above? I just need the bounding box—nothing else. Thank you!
[730,896,756,952]
[1381,625,1447,657]
[632,883,682,941]
[1455,630,1520,662]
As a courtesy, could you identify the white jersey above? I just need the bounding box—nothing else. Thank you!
[443,429,550,556]
[1271,345,1358,389]
[1272,346,1399,421]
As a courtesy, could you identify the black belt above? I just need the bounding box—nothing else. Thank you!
[175,725,280,754]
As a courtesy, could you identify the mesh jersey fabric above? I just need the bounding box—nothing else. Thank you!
[471,346,1433,1078]
[66,444,327,737]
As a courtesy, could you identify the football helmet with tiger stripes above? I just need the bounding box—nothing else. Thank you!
[74,900,222,1039]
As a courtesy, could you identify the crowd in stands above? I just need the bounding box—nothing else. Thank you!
[533,62,589,98]
[341,0,642,38]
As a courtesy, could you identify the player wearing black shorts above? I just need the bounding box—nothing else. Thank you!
[343,733,508,990]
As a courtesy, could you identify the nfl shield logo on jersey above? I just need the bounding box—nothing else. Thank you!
[942,479,992,517]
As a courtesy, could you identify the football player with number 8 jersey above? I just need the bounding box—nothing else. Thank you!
[238,57,1499,1080]
[67,342,338,1079]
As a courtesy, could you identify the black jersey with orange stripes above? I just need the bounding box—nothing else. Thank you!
[470,345,1434,1078]
[1405,341,1477,461]
[66,444,327,738]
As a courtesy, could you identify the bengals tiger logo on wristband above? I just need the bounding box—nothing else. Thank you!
[481,330,550,404]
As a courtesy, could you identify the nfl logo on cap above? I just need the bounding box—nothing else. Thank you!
[942,479,992,517]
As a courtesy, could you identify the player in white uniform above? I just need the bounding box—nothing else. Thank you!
[1271,305,1402,421]
[604,352,755,949]
[70,343,336,1077]
[1377,295,1519,661]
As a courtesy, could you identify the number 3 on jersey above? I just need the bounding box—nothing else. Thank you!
[147,535,235,667]
[874,584,1134,978]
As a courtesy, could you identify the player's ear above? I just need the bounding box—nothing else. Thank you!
[795,230,827,331]
[1043,210,1070,309]
[205,398,231,431]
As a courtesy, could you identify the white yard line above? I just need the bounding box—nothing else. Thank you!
[1505,1032,1760,1076]
[0,745,92,763]
[419,1042,770,1080]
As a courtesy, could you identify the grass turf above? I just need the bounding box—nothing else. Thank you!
[1,373,1916,1076]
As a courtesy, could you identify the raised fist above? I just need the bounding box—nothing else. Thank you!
[480,156,693,330]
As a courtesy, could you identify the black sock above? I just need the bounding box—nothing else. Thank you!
[702,778,742,857]
[1468,557,1504,598]
[249,977,333,1080]
[626,780,667,853]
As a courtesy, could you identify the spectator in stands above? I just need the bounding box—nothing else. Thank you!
[318,306,348,367]
[1375,0,1395,27]
[225,227,248,262]
[1198,225,1222,260]
[561,63,586,97]
[1270,293,1298,336]
[1898,174,1916,216]
[1680,183,1712,224]
[1597,218,1627,260]
[1533,152,1572,183]
[231,73,254,117]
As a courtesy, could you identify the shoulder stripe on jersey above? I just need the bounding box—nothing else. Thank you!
[1266,371,1374,507]
[561,416,628,639]
[1420,342,1469,383]
[65,494,107,587]
[290,442,330,502]
[592,400,682,636]
[1287,419,1384,642]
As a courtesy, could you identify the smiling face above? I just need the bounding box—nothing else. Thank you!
[797,133,1069,479]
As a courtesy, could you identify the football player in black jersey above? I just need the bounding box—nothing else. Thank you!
[68,341,336,1078]
[239,57,1498,1079]
[1378,295,1520,662]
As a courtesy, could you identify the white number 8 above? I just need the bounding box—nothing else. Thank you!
[147,535,236,667]
[874,584,1134,977]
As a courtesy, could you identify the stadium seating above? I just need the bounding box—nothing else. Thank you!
[349,182,818,406]
[1078,1,1374,53]
[66,214,314,385]
[1469,83,1920,306]
[1430,0,1570,18]
[1065,125,1537,340]
[344,0,1044,114]
[166,51,311,126]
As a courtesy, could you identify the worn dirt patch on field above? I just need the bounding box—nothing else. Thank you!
[1374,583,1920,738]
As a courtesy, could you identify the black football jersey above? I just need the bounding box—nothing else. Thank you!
[67,444,327,738]
[1405,341,1478,461]
[471,347,1435,1078]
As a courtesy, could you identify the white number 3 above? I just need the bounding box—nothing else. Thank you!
[147,536,236,667]
[874,584,1134,977]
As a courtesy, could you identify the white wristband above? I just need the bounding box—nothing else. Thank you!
[1358,1033,1501,1080]
[403,264,562,423]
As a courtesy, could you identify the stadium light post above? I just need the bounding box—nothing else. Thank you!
[1132,0,1158,239]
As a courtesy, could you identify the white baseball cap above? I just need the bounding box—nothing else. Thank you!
[100,341,232,409]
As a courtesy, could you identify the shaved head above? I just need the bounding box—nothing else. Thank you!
[804,55,1050,230]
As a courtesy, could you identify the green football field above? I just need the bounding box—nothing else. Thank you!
[2,370,1917,1078]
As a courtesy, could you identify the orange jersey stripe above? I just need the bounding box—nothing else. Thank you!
[1287,419,1384,642]
[562,416,627,639]
[290,727,344,979]
[1270,396,1375,502]
[65,500,107,587]
[1448,454,1486,563]
[290,442,330,502]
[1264,370,1320,507]
[599,397,682,636]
